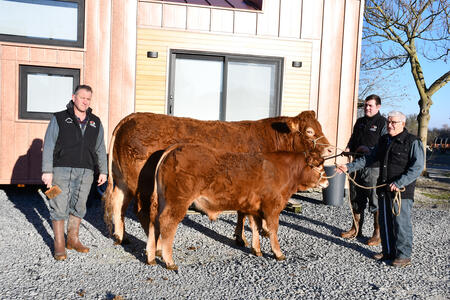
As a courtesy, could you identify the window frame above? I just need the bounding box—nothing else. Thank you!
[19,65,80,120]
[0,0,85,48]
[168,49,283,121]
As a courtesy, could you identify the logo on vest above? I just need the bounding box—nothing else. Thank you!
[370,125,378,132]
[89,120,97,128]
[65,117,73,124]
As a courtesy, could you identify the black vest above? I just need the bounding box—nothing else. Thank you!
[348,112,386,167]
[53,103,101,170]
[377,129,419,199]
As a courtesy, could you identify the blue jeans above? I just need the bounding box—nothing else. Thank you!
[379,192,413,259]
[49,167,94,220]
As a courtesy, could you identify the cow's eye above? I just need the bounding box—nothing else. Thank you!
[305,128,315,137]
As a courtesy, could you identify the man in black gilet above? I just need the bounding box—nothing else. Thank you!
[341,95,386,246]
[337,111,424,267]
[42,85,107,261]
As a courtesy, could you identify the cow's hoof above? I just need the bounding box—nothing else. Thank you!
[260,229,270,238]
[275,254,286,261]
[155,250,162,257]
[166,263,178,271]
[113,235,129,245]
[147,259,156,265]
[251,248,262,257]
[113,235,122,245]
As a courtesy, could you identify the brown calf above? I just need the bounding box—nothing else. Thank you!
[147,144,328,270]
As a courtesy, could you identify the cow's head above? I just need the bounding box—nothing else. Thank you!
[287,111,333,157]
[297,151,329,190]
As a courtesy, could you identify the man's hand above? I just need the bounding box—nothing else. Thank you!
[336,164,348,174]
[389,183,400,192]
[98,174,107,186]
[42,173,53,188]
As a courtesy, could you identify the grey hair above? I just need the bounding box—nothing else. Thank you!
[388,111,406,122]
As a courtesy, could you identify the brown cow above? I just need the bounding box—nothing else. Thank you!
[103,111,332,244]
[147,143,328,270]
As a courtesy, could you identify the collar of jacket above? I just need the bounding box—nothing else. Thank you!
[65,100,92,119]
[364,111,382,122]
[390,128,409,144]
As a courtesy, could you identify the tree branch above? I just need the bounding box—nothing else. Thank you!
[427,71,450,96]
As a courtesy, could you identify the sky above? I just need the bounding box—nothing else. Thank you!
[379,58,449,129]
[359,1,449,129]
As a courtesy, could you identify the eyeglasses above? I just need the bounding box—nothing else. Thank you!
[387,120,402,125]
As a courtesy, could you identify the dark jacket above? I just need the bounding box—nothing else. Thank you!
[53,101,101,171]
[347,112,387,167]
[376,129,420,199]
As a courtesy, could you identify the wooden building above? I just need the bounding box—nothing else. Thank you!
[0,0,364,184]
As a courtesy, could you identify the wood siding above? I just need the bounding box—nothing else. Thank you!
[0,0,364,183]
[0,45,84,184]
[0,0,136,184]
[136,28,312,115]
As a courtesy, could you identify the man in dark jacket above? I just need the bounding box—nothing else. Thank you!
[337,111,424,267]
[341,95,387,246]
[42,85,107,261]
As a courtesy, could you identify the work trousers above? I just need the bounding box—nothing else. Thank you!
[349,167,380,214]
[379,192,413,259]
[49,167,94,221]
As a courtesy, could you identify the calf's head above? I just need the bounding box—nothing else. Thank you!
[297,151,329,190]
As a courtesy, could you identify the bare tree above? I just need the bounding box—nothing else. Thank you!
[362,0,449,169]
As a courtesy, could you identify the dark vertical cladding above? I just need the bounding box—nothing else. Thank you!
[244,0,263,10]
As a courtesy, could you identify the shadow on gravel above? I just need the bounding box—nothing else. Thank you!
[3,185,54,253]
[291,193,322,205]
[83,193,148,263]
[181,216,253,255]
[280,210,375,259]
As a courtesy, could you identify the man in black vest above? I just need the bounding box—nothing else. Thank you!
[42,85,107,261]
[341,95,387,246]
[337,111,424,267]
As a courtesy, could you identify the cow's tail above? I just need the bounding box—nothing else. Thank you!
[102,129,117,235]
[150,144,181,225]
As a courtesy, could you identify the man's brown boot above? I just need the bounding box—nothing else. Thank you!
[367,211,381,246]
[67,215,89,253]
[392,257,411,267]
[341,212,362,239]
[52,220,67,260]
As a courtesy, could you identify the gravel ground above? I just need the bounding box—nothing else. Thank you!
[0,184,448,300]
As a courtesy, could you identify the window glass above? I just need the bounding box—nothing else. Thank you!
[0,0,84,47]
[27,74,74,112]
[169,51,282,122]
[226,61,277,121]
[173,57,223,121]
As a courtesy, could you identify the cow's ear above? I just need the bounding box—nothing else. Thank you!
[287,119,300,132]
[297,110,316,119]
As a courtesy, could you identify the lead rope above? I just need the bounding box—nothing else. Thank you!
[329,168,405,217]
[312,142,362,235]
